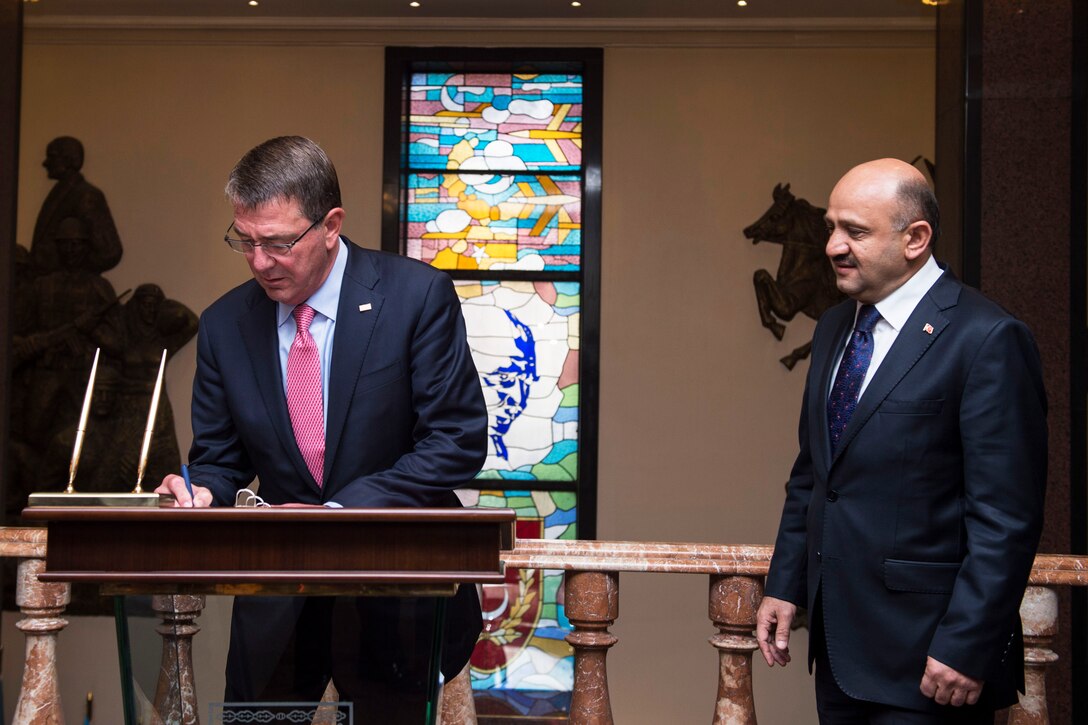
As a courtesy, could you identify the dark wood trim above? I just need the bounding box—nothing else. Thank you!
[936,0,982,286]
[0,0,24,613]
[960,0,983,288]
[1070,0,1087,718]
[25,506,515,589]
[102,582,463,597]
[22,504,518,525]
[576,49,603,541]
[381,46,410,255]
[935,0,965,278]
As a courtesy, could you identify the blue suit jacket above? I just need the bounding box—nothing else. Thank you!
[765,269,1047,712]
[187,239,488,697]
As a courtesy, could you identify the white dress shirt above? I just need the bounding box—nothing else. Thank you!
[832,254,944,398]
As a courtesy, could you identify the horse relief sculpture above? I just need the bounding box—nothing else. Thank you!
[744,183,845,370]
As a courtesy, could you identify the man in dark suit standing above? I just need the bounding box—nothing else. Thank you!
[755,158,1047,723]
[156,136,488,722]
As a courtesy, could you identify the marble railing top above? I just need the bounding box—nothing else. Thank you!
[1029,554,1088,586]
[3,525,1085,584]
[504,539,1088,583]
[0,527,48,558]
[504,539,777,574]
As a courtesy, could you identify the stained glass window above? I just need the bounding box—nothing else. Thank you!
[383,48,601,718]
[406,173,582,272]
[457,280,580,479]
[408,72,583,172]
[461,489,575,700]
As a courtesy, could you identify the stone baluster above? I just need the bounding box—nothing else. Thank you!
[438,663,478,724]
[13,556,71,725]
[1008,585,1058,725]
[708,575,761,725]
[564,570,619,724]
[152,594,205,725]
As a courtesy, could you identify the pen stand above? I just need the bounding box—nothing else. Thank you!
[27,491,174,508]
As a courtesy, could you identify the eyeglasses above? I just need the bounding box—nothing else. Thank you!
[224,214,325,257]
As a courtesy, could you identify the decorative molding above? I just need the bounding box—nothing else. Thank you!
[23,15,936,32]
[23,15,935,48]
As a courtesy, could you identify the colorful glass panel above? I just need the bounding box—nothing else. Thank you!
[406,172,582,272]
[456,280,580,480]
[392,51,597,721]
[462,488,575,694]
[409,72,583,172]
[473,690,572,720]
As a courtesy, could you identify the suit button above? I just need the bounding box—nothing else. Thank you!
[816,551,822,562]
[826,490,839,502]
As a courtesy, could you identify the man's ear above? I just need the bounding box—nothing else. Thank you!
[903,220,932,262]
[323,208,345,248]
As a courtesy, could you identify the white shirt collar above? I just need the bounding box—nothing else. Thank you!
[276,238,348,326]
[868,254,943,332]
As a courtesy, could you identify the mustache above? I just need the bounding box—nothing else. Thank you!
[831,253,858,267]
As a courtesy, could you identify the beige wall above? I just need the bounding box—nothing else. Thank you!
[7,22,933,724]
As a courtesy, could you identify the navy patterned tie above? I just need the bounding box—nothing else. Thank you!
[827,304,881,453]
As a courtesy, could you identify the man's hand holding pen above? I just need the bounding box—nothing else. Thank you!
[155,469,213,508]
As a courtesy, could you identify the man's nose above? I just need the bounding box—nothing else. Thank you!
[249,246,277,271]
[826,230,848,258]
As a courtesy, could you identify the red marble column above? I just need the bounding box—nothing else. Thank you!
[438,663,477,724]
[1009,586,1060,725]
[708,575,760,725]
[152,594,204,725]
[564,570,619,725]
[13,556,70,725]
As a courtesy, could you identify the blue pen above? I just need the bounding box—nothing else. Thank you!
[181,464,195,504]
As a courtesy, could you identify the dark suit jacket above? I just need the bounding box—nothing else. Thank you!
[187,239,488,698]
[764,268,1047,713]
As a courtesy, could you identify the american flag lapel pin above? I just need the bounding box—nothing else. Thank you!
[923,323,934,335]
[358,303,372,313]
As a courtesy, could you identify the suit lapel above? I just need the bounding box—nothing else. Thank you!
[237,286,313,487]
[812,303,855,473]
[324,243,384,494]
[830,273,960,467]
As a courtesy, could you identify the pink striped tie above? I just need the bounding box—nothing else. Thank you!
[287,304,324,485]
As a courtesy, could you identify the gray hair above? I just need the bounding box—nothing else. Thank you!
[225,136,341,222]
[893,177,940,248]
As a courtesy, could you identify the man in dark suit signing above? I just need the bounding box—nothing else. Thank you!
[755,158,1047,723]
[156,136,488,721]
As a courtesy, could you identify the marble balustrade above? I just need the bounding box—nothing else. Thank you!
[0,527,66,725]
[1,527,1085,725]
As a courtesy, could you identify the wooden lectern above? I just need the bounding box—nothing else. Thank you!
[23,506,516,724]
